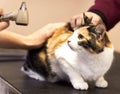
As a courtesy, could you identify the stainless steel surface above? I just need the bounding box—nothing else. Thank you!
[0,77,21,94]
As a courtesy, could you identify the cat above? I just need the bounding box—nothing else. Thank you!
[21,14,114,90]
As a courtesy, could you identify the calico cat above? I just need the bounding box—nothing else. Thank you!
[21,14,114,90]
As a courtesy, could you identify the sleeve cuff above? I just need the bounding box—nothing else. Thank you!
[88,10,108,30]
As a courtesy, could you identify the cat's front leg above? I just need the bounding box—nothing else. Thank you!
[95,76,108,88]
[58,59,88,90]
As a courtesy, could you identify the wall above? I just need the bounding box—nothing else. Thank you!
[0,0,120,52]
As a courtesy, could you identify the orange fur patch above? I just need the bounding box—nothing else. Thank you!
[77,26,113,54]
[38,50,46,63]
[47,24,73,57]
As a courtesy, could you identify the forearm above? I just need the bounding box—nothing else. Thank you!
[0,23,65,50]
[0,30,48,49]
[0,28,52,49]
[0,30,29,49]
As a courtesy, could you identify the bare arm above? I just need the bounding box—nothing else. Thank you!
[0,23,65,49]
[0,8,66,49]
[0,30,27,49]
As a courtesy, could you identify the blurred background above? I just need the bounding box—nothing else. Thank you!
[0,0,120,53]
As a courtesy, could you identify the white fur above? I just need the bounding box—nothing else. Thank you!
[49,31,114,90]
[22,30,114,90]
[21,66,45,81]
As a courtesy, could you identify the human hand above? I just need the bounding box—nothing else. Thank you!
[39,22,66,38]
[70,12,105,29]
[0,8,9,31]
[26,22,66,49]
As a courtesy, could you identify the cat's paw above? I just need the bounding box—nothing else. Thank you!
[72,81,88,90]
[95,79,108,88]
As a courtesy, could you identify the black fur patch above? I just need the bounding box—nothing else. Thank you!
[25,45,51,78]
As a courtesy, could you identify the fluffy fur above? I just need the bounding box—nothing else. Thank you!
[22,15,114,90]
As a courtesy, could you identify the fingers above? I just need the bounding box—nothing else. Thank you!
[0,21,9,31]
[70,12,103,29]
[91,15,102,25]
[47,22,66,29]
[35,22,66,40]
[44,22,66,37]
[70,15,83,29]
[0,8,9,31]
[39,22,65,33]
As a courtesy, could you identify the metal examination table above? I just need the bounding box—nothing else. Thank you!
[0,51,120,94]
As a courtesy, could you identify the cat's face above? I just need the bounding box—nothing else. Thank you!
[67,24,111,54]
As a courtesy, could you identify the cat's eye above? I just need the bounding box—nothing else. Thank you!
[78,34,84,39]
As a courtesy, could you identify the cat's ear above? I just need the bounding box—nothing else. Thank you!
[95,24,106,37]
[83,13,91,26]
[103,33,112,48]
[96,24,112,48]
